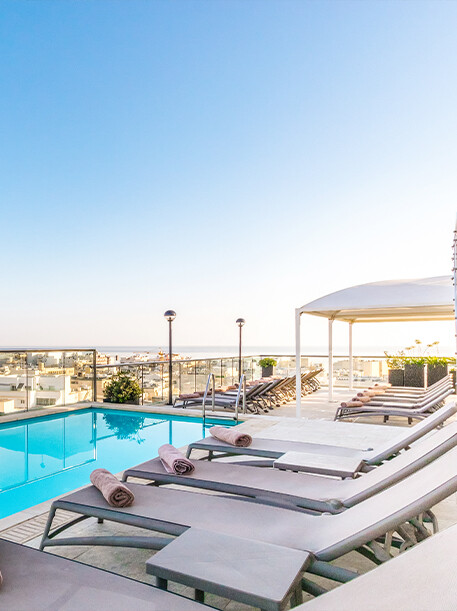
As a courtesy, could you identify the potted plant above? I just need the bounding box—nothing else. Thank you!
[404,356,426,387]
[103,372,142,405]
[258,357,277,378]
[384,351,405,386]
[426,356,455,386]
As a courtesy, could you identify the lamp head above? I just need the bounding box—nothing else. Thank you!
[164,310,177,322]
[236,318,245,327]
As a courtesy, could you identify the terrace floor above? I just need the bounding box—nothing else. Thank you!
[1,389,457,610]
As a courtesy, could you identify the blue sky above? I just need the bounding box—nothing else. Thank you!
[1,0,456,352]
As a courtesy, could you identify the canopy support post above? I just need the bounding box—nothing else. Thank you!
[453,219,457,393]
[349,321,354,391]
[328,318,334,401]
[295,308,302,418]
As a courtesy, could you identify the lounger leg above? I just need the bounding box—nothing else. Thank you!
[98,518,104,524]
[156,577,168,590]
[39,505,57,550]
[290,585,303,607]
[195,589,204,603]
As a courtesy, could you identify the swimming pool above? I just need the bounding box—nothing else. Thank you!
[0,408,236,519]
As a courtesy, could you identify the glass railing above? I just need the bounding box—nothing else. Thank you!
[2,349,452,414]
[0,349,96,414]
[95,353,405,405]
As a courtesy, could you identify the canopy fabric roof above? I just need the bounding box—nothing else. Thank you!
[298,276,454,323]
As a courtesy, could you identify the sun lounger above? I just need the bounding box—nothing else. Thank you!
[298,523,457,610]
[40,445,457,587]
[186,402,457,465]
[0,538,207,610]
[357,380,452,406]
[356,379,452,406]
[371,375,451,396]
[123,421,457,513]
[175,381,274,414]
[334,388,454,422]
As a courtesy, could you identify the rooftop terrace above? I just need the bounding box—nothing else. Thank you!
[1,387,456,610]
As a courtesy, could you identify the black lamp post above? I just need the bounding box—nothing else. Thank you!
[164,310,176,405]
[236,318,245,381]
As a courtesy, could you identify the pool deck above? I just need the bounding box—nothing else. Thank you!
[1,390,457,609]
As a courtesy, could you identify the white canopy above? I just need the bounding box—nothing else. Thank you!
[295,275,455,416]
[298,276,454,323]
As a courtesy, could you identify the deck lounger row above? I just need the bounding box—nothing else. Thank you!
[185,402,457,465]
[370,375,452,397]
[0,538,207,610]
[174,369,322,413]
[123,421,457,513]
[360,377,452,406]
[299,523,457,610]
[334,386,454,421]
[40,443,457,588]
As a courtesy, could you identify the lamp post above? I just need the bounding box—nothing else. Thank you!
[236,318,245,381]
[164,310,176,405]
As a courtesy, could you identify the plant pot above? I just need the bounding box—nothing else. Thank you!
[404,363,425,388]
[388,369,404,386]
[427,364,448,387]
[261,366,274,378]
[452,371,456,392]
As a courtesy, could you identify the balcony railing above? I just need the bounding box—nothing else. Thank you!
[0,349,96,414]
[0,348,452,414]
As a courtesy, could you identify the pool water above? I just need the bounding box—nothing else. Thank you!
[0,408,235,519]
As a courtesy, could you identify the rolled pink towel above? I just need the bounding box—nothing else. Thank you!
[158,444,195,475]
[179,393,199,400]
[90,468,135,507]
[340,400,363,408]
[363,390,377,397]
[357,395,371,403]
[209,425,252,447]
[374,382,391,388]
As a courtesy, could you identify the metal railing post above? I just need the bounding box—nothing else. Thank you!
[92,350,97,402]
[202,373,215,421]
[234,374,245,419]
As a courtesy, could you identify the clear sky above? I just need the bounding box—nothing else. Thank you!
[1,0,456,353]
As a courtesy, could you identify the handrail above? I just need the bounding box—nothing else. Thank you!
[94,353,417,368]
[202,373,241,423]
[202,373,215,421]
[235,375,246,417]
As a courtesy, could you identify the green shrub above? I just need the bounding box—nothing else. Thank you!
[103,372,142,404]
[426,356,456,367]
[258,357,278,368]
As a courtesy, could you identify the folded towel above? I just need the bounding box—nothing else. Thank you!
[158,444,195,475]
[90,468,135,507]
[340,400,363,408]
[209,425,252,447]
